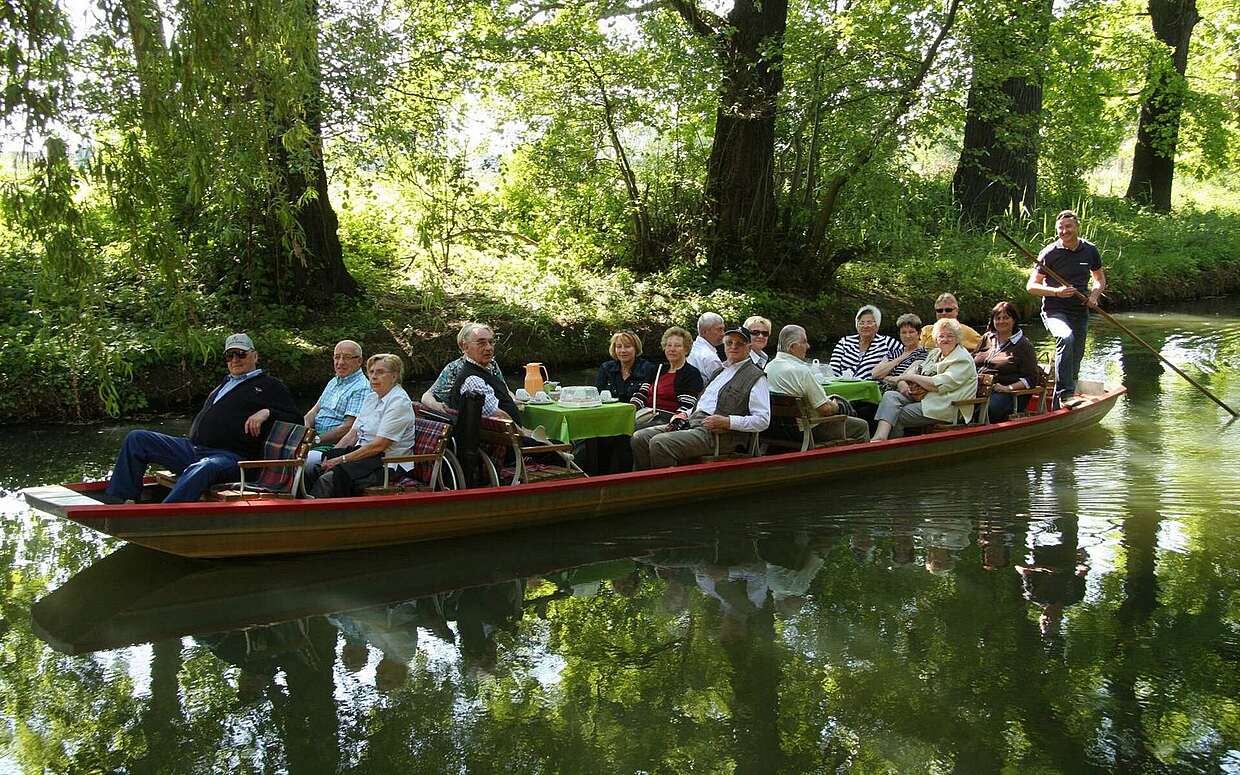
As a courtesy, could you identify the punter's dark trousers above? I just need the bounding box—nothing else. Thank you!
[1043,309,1089,399]
[106,430,240,502]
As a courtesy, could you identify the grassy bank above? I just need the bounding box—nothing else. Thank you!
[4,191,1240,424]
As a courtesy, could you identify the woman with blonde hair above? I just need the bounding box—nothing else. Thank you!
[743,315,773,367]
[595,330,657,403]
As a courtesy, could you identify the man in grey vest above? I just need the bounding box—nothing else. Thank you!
[632,326,770,469]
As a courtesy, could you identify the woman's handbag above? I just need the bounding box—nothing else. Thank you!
[633,364,664,426]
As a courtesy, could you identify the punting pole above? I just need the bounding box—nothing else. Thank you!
[996,227,1238,418]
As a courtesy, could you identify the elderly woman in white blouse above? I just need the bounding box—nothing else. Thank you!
[310,353,417,498]
[869,318,978,441]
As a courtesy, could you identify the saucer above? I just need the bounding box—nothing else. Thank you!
[601,397,619,403]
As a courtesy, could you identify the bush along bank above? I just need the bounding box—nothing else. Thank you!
[4,195,1240,424]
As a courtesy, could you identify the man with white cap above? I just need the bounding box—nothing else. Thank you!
[102,332,301,503]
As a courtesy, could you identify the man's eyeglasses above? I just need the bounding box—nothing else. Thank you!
[935,307,956,314]
[333,354,360,361]
[224,350,250,361]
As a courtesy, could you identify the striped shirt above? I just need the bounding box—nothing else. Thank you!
[829,335,899,380]
[880,347,929,391]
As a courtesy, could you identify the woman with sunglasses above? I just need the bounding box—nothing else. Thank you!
[974,301,1041,421]
[744,315,773,367]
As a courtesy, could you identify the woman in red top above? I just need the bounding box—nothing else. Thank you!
[631,326,705,428]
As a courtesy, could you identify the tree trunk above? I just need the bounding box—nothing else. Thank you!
[1125,0,1198,212]
[703,0,786,275]
[269,0,359,304]
[671,0,787,276]
[952,0,1053,221]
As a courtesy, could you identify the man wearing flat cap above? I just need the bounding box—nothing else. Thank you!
[632,326,770,469]
[102,333,301,503]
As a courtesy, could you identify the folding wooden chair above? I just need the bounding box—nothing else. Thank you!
[928,373,995,432]
[477,417,585,485]
[362,417,457,495]
[762,393,852,453]
[203,421,315,500]
[1009,355,1056,418]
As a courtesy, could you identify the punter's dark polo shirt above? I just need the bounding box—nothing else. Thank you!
[1036,238,1103,315]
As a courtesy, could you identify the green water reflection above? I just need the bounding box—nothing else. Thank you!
[2,302,1239,773]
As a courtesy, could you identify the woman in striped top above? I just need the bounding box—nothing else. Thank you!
[873,312,929,391]
[829,305,900,381]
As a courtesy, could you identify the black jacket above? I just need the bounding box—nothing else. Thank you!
[189,373,301,458]
[595,357,657,403]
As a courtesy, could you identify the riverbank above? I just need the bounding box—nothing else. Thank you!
[4,193,1240,423]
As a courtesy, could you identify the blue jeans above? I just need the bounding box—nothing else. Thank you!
[106,430,241,502]
[1041,309,1090,398]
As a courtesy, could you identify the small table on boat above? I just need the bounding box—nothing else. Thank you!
[520,401,637,442]
[821,379,882,404]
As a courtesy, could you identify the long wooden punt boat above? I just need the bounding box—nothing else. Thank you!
[22,386,1124,559]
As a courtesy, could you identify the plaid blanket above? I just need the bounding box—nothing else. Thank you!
[251,421,309,491]
[407,416,451,483]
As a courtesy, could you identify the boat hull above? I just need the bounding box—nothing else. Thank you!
[22,388,1124,558]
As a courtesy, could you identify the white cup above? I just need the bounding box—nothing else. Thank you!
[515,388,531,402]
[534,390,549,403]
[599,390,613,402]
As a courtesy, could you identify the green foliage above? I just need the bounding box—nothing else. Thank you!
[3,0,1240,421]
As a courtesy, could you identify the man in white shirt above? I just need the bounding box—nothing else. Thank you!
[766,325,869,443]
[688,312,725,382]
[632,327,770,469]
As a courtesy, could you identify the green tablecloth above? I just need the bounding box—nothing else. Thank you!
[521,401,637,441]
[821,379,882,404]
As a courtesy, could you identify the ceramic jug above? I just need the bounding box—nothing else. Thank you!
[524,363,549,395]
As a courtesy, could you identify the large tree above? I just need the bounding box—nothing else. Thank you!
[5,0,359,309]
[952,0,1054,221]
[670,0,788,275]
[1125,0,1199,212]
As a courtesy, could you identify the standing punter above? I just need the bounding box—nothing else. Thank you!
[1026,210,1107,406]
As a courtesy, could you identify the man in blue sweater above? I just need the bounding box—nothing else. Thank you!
[102,333,302,503]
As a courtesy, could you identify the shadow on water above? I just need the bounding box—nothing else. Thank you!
[5,298,1240,773]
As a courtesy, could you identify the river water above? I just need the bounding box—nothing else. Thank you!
[1,301,1239,774]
